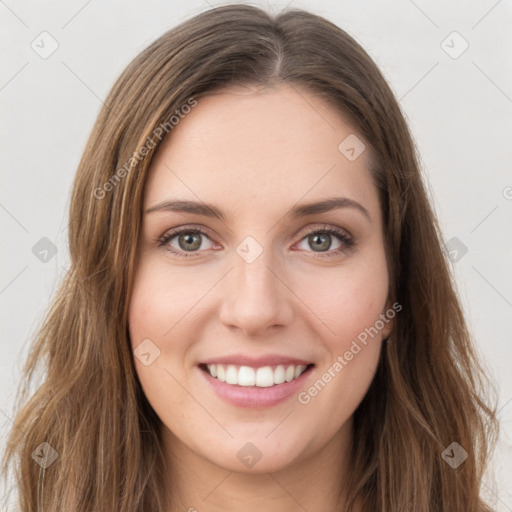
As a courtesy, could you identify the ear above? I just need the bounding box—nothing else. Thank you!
[380,298,399,340]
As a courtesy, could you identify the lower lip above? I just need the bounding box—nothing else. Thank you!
[199,365,314,408]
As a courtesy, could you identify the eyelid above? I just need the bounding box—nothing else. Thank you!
[294,223,352,241]
[157,223,216,241]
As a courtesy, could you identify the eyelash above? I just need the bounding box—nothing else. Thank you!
[156,224,355,259]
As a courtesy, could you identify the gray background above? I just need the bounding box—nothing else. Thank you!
[1,0,511,509]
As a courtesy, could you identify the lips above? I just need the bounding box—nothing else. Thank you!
[197,353,315,407]
[198,362,315,408]
[200,354,313,368]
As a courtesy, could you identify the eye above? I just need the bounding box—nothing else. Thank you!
[157,224,354,258]
[157,226,216,258]
[294,225,354,258]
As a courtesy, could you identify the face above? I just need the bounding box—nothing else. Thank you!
[128,83,393,475]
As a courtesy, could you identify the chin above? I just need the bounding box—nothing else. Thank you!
[202,435,309,475]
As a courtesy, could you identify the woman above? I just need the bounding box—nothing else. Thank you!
[1,4,498,511]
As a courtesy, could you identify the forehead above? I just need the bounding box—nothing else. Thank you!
[144,83,380,223]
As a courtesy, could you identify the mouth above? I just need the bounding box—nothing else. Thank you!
[198,362,315,387]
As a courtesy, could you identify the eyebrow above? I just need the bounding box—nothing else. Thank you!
[145,197,371,223]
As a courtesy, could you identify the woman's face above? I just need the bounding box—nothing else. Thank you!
[128,83,393,474]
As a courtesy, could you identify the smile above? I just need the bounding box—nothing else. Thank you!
[200,363,313,387]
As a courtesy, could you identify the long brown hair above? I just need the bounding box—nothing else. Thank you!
[2,4,498,511]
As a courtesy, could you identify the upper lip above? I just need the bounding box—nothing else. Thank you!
[200,354,314,368]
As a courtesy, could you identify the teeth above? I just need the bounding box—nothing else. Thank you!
[238,365,255,386]
[225,365,238,385]
[294,366,304,379]
[256,366,274,387]
[205,364,308,387]
[274,365,286,384]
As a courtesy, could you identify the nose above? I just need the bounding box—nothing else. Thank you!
[218,247,294,336]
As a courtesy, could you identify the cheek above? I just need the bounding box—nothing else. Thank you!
[127,256,226,422]
[291,254,388,414]
[128,258,213,351]
[291,255,388,401]
[127,261,201,428]
[295,255,389,343]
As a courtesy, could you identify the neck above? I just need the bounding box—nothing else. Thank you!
[162,418,358,512]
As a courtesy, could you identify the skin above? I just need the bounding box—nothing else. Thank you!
[128,83,393,512]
